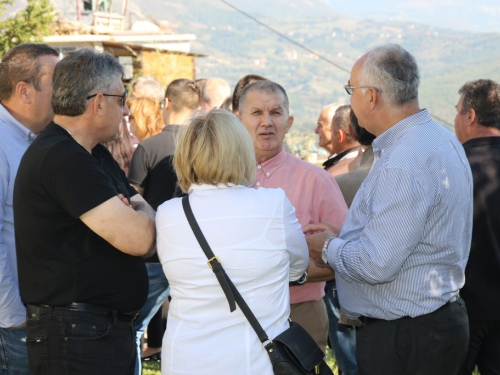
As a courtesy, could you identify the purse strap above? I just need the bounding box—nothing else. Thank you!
[182,195,271,345]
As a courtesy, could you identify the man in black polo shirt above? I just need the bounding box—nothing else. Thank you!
[14,49,156,375]
[455,79,500,375]
[128,78,199,369]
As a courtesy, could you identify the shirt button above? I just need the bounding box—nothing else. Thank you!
[266,172,270,177]
[257,165,262,169]
[256,182,261,186]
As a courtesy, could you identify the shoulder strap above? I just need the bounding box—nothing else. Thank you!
[182,195,271,345]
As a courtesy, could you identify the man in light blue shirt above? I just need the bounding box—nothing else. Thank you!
[306,44,472,375]
[0,43,59,374]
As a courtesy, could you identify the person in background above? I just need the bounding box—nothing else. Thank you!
[127,96,164,142]
[128,78,200,374]
[315,103,338,157]
[156,109,309,375]
[455,79,500,375]
[14,48,156,374]
[199,78,231,112]
[103,118,135,175]
[324,105,360,176]
[231,74,267,116]
[0,42,59,375]
[306,44,472,375]
[335,110,376,208]
[238,80,348,356]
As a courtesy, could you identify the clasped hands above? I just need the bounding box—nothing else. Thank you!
[303,222,341,266]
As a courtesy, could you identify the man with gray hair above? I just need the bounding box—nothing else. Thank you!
[130,75,165,103]
[238,80,348,357]
[199,77,231,111]
[324,105,360,176]
[0,42,59,375]
[14,49,156,374]
[454,79,500,375]
[306,44,472,374]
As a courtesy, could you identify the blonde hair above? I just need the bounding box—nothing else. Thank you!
[127,97,164,141]
[174,109,256,193]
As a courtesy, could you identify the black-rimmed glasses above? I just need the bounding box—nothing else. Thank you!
[344,85,382,95]
[87,92,128,107]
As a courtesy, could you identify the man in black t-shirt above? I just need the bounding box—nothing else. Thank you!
[455,79,500,375]
[128,78,199,370]
[14,49,156,375]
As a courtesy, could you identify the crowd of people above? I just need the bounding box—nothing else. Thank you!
[0,42,499,375]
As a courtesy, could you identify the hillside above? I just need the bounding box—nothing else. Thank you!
[123,0,500,134]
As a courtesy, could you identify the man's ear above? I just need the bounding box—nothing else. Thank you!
[338,129,346,143]
[368,87,380,111]
[165,98,171,110]
[15,81,32,104]
[286,115,294,133]
[467,108,477,126]
[91,93,104,116]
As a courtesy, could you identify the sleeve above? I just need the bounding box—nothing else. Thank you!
[282,193,309,281]
[41,142,118,219]
[329,167,433,285]
[0,154,26,327]
[315,172,348,229]
[128,144,149,187]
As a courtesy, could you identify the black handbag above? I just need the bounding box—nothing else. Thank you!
[182,195,333,375]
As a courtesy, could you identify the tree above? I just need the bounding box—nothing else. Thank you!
[0,0,57,57]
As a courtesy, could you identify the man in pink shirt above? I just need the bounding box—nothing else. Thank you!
[239,80,348,352]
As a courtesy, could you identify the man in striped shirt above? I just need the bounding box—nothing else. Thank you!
[306,44,472,375]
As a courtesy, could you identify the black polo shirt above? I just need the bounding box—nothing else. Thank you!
[14,123,148,313]
[460,136,500,319]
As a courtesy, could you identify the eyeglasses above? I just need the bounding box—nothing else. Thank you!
[344,85,382,95]
[86,92,128,107]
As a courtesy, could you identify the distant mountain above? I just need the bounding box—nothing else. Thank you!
[319,0,500,34]
[126,0,500,133]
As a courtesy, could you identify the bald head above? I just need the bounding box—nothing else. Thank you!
[315,103,339,154]
[199,78,231,111]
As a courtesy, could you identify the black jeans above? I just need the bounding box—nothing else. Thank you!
[26,306,136,375]
[355,298,469,375]
[458,318,500,375]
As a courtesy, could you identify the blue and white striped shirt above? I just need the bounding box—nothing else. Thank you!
[327,109,473,320]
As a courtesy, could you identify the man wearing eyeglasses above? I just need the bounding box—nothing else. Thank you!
[14,49,156,374]
[306,44,472,375]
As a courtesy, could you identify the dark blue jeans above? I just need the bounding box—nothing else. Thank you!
[356,297,469,375]
[0,325,29,375]
[26,307,136,374]
[324,280,358,375]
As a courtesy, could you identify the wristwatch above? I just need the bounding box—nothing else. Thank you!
[321,237,336,265]
[289,271,308,287]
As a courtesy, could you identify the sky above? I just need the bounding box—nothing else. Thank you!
[319,0,500,34]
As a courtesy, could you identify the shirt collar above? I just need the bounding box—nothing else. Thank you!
[372,109,430,158]
[0,103,36,143]
[258,147,287,177]
[188,183,241,193]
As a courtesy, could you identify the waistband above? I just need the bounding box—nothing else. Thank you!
[359,295,460,326]
[26,303,140,323]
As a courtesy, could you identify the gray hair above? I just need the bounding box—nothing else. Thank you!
[239,80,289,113]
[131,76,165,102]
[52,49,124,116]
[333,105,355,143]
[360,44,420,107]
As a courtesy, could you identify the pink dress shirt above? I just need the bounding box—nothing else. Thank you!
[254,148,348,304]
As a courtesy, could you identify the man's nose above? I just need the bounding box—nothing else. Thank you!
[260,112,272,126]
[123,103,130,117]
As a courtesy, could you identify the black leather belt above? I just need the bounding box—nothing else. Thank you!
[358,295,460,326]
[27,303,140,323]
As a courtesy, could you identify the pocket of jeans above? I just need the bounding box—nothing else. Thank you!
[25,335,49,375]
[61,315,111,341]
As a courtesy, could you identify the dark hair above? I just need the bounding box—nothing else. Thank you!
[0,43,58,101]
[231,74,267,113]
[239,80,289,113]
[52,49,124,116]
[333,105,355,143]
[350,109,376,146]
[103,119,135,175]
[165,78,200,113]
[458,79,500,129]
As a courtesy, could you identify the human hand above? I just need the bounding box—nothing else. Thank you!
[302,222,340,237]
[117,194,132,208]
